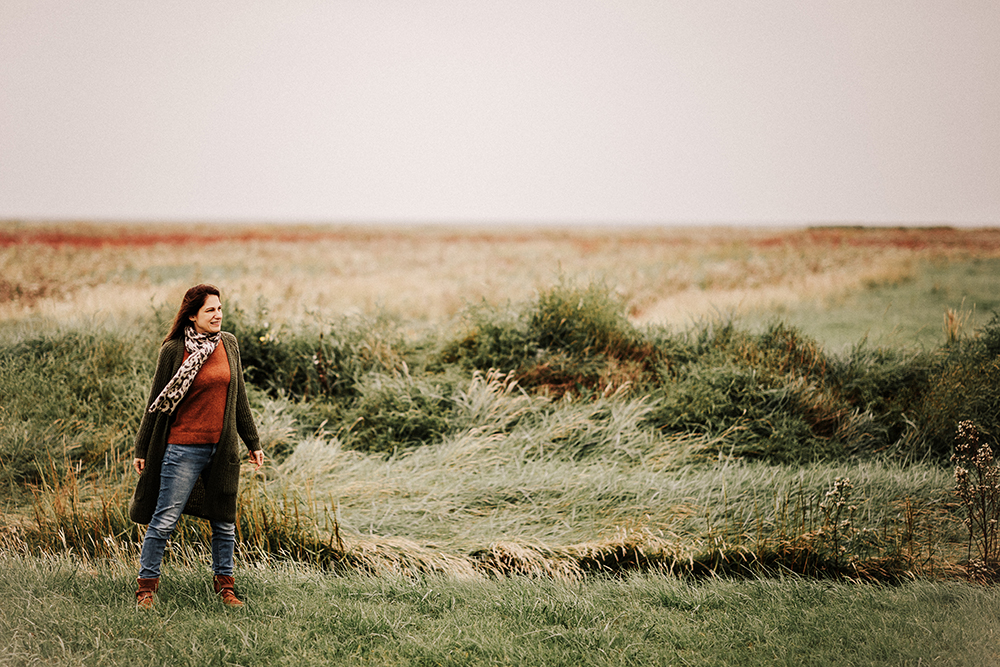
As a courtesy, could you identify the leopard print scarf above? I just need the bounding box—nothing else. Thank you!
[148,326,222,414]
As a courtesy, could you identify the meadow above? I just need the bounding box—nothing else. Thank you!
[3,221,1000,665]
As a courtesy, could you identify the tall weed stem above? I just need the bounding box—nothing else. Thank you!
[952,420,1000,578]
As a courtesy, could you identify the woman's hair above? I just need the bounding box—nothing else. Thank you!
[164,284,221,342]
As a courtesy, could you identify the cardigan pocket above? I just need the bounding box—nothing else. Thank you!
[219,460,241,496]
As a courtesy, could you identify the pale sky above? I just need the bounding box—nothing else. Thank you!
[2,1,999,225]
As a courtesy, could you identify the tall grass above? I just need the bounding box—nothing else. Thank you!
[5,373,962,583]
[447,279,660,397]
[0,321,155,489]
[8,444,958,582]
[5,228,1000,588]
[0,278,992,575]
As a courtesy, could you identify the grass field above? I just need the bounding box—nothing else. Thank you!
[3,221,1000,665]
[3,554,1000,667]
[3,222,997,345]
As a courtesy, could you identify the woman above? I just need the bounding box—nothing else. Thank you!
[129,284,264,609]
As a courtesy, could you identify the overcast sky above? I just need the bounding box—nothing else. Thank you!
[2,1,998,226]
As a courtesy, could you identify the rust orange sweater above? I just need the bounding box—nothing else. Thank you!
[168,343,231,444]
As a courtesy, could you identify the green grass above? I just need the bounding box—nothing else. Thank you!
[5,269,1000,664]
[2,554,999,667]
[742,258,1000,351]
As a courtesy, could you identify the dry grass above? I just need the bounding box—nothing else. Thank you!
[5,221,1000,328]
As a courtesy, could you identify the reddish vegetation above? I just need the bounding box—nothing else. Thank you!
[3,223,998,252]
[753,226,1000,253]
[0,227,337,249]
[0,226,603,249]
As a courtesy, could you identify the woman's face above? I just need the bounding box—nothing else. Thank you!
[189,295,223,334]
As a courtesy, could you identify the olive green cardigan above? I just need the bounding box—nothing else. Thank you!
[129,332,260,524]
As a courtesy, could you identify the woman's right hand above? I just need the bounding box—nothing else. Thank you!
[133,458,145,474]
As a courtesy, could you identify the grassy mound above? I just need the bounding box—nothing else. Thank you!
[3,279,999,479]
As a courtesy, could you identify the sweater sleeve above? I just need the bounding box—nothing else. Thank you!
[133,340,181,460]
[230,335,261,451]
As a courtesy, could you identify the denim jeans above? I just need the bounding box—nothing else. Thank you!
[138,443,236,579]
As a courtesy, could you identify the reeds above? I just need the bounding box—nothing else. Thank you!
[944,302,974,344]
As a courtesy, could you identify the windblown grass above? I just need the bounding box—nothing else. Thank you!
[0,277,989,584]
[5,429,961,584]
[4,223,1000,596]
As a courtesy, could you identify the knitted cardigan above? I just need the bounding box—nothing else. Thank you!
[129,331,260,524]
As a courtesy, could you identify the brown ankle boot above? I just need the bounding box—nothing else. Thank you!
[213,575,243,607]
[136,577,159,609]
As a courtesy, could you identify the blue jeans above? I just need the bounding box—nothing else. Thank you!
[138,443,236,579]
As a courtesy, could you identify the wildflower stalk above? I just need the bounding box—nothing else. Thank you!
[819,476,856,569]
[952,420,1000,575]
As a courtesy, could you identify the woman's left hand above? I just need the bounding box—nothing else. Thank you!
[248,449,265,471]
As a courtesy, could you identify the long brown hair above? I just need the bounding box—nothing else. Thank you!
[164,284,221,342]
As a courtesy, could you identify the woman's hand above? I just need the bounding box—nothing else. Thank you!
[133,458,145,474]
[248,449,265,471]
